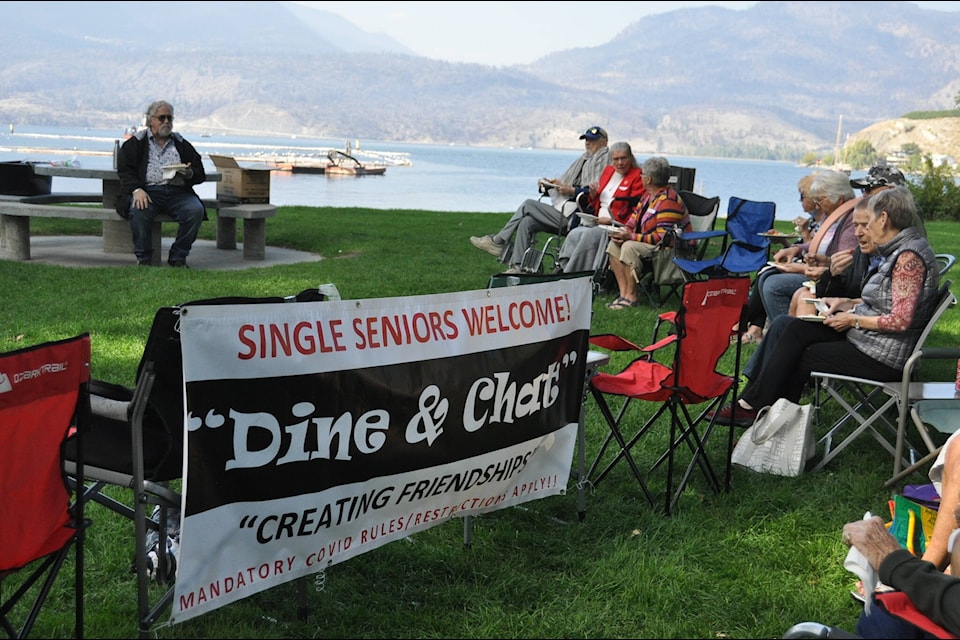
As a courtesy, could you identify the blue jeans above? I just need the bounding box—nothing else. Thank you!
[760,271,807,322]
[856,596,936,639]
[128,185,205,263]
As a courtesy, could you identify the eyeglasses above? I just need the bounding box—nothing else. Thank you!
[153,114,173,122]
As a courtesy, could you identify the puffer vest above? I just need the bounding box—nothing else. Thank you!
[847,227,940,369]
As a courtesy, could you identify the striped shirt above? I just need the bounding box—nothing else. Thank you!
[625,187,691,245]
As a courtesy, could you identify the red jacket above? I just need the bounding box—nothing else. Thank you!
[587,165,645,224]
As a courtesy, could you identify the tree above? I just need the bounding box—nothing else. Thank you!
[909,157,960,222]
[901,142,923,156]
[843,140,878,169]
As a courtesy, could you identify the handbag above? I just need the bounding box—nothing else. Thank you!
[651,243,684,285]
[731,398,816,477]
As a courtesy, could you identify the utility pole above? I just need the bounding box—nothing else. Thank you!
[833,115,843,169]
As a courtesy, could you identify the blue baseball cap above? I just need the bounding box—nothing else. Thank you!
[579,126,608,141]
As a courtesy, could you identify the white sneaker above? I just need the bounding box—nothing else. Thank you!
[470,235,504,257]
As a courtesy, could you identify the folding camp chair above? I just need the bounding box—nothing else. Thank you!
[1,334,91,639]
[883,345,960,488]
[586,276,750,514]
[520,212,579,274]
[673,196,777,279]
[677,190,722,262]
[515,186,580,274]
[810,282,956,475]
[62,289,328,638]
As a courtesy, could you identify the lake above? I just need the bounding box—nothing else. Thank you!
[0,125,827,221]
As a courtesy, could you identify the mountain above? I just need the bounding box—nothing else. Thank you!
[0,1,958,160]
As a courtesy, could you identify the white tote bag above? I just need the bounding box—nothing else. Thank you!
[731,398,816,477]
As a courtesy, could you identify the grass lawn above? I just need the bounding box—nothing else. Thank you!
[2,208,958,639]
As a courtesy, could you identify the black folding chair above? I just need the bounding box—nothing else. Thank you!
[63,289,328,638]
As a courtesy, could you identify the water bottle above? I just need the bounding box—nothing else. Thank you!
[112,139,119,170]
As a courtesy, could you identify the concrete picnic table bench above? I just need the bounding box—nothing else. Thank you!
[0,191,277,263]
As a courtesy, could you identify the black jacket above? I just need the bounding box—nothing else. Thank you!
[879,548,960,635]
[816,246,874,299]
[115,129,205,216]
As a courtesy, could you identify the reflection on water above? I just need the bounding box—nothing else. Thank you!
[1,125,819,219]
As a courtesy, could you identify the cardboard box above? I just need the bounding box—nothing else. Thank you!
[209,155,271,203]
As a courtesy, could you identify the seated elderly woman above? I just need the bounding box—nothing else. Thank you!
[741,197,878,381]
[757,169,858,323]
[605,156,692,309]
[556,141,645,274]
[711,186,940,426]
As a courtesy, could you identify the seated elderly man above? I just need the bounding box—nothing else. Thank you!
[470,126,610,274]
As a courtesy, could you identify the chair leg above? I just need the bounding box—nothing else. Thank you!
[811,381,911,473]
[587,387,657,507]
[585,393,632,481]
[648,398,724,515]
[0,545,73,638]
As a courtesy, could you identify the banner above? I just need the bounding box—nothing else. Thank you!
[171,277,592,623]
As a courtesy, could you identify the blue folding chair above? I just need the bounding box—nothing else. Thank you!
[673,196,777,279]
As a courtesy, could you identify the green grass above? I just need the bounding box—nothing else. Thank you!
[2,210,959,639]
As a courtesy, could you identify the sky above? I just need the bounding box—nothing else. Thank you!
[292,1,960,66]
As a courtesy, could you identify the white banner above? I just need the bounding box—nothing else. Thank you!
[171,277,593,624]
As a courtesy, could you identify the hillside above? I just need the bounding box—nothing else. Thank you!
[848,116,960,162]
[0,1,959,160]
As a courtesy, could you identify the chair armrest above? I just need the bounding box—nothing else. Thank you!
[680,230,726,242]
[90,395,130,421]
[612,195,642,207]
[810,371,885,386]
[727,238,769,251]
[916,347,960,360]
[643,334,678,353]
[590,333,645,352]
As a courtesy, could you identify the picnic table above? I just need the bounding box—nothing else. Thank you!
[1,166,279,262]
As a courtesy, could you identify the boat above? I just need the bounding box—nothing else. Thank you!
[266,158,324,173]
[288,160,328,174]
[324,148,386,177]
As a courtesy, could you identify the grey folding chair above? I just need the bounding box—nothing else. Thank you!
[810,283,956,475]
[884,345,960,488]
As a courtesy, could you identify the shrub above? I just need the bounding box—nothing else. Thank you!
[909,157,960,222]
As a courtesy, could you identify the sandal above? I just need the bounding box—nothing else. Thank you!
[608,299,639,310]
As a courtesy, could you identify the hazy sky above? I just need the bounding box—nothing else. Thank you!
[292,1,960,66]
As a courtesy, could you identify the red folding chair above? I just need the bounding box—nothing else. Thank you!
[587,277,750,514]
[0,334,91,639]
